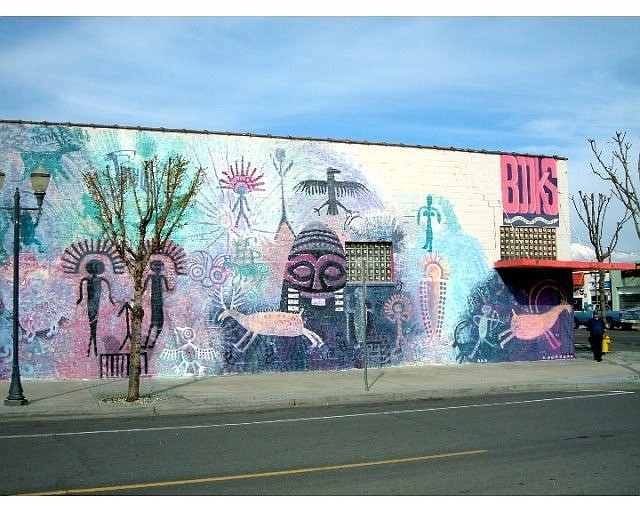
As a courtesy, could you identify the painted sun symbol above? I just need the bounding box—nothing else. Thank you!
[219,157,265,194]
[420,254,451,281]
[384,294,413,322]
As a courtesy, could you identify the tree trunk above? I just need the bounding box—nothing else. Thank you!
[127,272,145,401]
[598,270,607,319]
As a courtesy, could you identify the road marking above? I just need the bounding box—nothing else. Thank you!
[21,449,488,495]
[0,390,633,440]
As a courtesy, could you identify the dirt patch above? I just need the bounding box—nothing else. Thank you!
[101,395,164,404]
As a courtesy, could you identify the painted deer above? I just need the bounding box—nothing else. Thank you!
[499,303,572,349]
[215,287,324,353]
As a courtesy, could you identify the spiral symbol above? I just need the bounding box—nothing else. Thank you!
[187,251,209,282]
[210,264,228,285]
[182,327,196,342]
[189,262,206,281]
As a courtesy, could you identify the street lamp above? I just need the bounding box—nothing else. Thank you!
[0,166,51,406]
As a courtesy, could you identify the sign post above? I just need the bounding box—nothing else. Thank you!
[361,254,369,392]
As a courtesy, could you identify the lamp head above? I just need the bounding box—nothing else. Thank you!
[30,167,50,209]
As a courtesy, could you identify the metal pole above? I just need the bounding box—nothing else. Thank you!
[361,254,368,392]
[5,188,27,405]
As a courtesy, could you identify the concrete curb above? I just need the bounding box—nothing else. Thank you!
[1,350,639,423]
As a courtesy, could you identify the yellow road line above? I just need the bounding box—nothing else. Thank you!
[21,449,488,496]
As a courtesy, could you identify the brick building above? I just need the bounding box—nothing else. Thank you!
[0,120,633,380]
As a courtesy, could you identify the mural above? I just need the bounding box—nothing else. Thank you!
[0,121,575,380]
[453,272,574,363]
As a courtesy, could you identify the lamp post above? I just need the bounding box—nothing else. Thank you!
[1,167,51,406]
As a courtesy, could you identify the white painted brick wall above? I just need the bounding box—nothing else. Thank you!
[333,142,566,266]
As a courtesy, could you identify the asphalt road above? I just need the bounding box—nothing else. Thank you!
[574,326,640,353]
[1,389,638,495]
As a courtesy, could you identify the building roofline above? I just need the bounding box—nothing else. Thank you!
[0,119,568,161]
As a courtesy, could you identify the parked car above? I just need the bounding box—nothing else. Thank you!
[574,303,640,330]
[574,303,621,330]
[619,307,640,330]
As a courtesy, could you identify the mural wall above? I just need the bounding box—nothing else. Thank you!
[0,121,575,380]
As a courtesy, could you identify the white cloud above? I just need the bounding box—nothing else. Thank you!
[1,16,639,253]
[571,242,640,263]
[570,243,597,261]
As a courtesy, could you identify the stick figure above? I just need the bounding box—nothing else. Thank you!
[117,301,133,351]
[143,260,172,348]
[219,157,265,229]
[417,194,441,252]
[77,259,114,356]
[470,304,502,359]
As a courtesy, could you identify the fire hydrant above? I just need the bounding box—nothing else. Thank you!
[602,333,611,354]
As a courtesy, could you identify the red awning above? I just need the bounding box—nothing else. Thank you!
[494,259,636,271]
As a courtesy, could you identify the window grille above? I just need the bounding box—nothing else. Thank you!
[345,242,394,283]
[500,226,557,260]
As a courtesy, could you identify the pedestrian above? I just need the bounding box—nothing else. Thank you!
[586,310,607,362]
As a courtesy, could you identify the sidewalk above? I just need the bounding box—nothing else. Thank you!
[1,346,639,422]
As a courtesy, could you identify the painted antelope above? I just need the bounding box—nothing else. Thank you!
[218,309,324,353]
[499,303,572,349]
[215,287,324,353]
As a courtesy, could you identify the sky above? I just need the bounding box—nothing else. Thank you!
[1,4,639,259]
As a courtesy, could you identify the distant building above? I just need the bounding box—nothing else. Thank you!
[611,267,640,310]
[0,120,633,380]
[573,271,612,310]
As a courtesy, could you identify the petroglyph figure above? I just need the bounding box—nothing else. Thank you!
[77,259,114,356]
[143,260,171,348]
[417,194,441,252]
[499,304,572,349]
[217,287,323,353]
[218,309,324,353]
[294,168,370,216]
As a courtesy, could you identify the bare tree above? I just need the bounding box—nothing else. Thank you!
[572,191,630,316]
[589,132,640,241]
[82,154,204,401]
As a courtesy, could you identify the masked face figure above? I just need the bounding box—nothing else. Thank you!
[283,222,347,298]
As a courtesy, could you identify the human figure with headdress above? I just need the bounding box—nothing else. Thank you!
[143,260,172,348]
[77,259,114,356]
